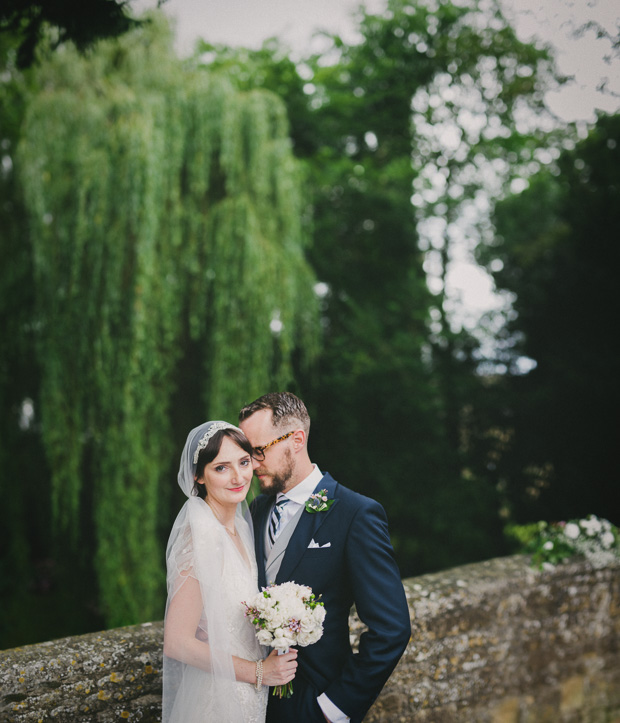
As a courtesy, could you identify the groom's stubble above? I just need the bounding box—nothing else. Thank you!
[256,447,295,496]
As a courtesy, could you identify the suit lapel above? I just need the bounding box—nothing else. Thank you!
[251,495,270,589]
[276,474,339,584]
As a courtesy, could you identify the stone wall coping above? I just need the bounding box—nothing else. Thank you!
[2,554,619,722]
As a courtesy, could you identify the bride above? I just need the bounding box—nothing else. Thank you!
[162,421,298,722]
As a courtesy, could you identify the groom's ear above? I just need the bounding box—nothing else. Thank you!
[291,428,307,451]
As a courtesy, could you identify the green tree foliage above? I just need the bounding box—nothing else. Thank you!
[308,0,555,574]
[0,32,49,646]
[477,113,620,526]
[8,15,318,632]
[197,0,555,574]
[1,0,141,68]
[3,0,596,649]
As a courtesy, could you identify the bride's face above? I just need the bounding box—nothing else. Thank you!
[197,436,253,508]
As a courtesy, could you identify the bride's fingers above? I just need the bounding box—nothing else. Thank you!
[261,649,298,686]
[266,648,297,665]
[279,666,296,683]
[276,658,297,674]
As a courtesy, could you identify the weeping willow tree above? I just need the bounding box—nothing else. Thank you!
[18,15,319,627]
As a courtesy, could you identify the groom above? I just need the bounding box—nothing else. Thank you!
[239,392,411,723]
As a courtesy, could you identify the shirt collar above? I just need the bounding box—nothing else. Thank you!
[277,465,323,506]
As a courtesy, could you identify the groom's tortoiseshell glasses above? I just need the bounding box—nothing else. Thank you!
[251,431,294,461]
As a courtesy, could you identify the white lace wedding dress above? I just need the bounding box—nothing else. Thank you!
[164,500,268,723]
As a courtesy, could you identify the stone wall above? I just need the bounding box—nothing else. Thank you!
[0,621,163,722]
[365,555,620,723]
[1,555,619,722]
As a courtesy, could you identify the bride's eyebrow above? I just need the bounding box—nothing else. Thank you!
[213,454,251,465]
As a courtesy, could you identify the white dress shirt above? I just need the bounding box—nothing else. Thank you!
[265,465,349,722]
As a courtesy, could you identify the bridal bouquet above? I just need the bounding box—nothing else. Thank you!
[244,581,326,698]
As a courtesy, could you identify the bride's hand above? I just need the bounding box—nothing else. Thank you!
[261,648,298,686]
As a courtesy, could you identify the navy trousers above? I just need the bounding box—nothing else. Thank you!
[266,675,326,723]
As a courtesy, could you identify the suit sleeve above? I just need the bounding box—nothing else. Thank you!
[324,498,411,720]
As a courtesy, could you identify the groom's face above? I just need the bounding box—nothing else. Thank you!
[240,409,294,496]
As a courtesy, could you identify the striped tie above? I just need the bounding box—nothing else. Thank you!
[268,497,289,548]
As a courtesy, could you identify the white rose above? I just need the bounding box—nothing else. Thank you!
[265,606,285,628]
[273,629,293,651]
[257,629,274,645]
[564,523,580,540]
[543,541,554,551]
[296,630,313,646]
[277,582,298,599]
[299,616,316,634]
[305,628,322,645]
[290,601,306,621]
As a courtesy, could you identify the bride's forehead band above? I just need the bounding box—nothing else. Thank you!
[193,422,240,464]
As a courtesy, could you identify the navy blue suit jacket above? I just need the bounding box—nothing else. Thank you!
[251,473,411,723]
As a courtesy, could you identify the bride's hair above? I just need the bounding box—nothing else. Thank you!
[193,428,254,499]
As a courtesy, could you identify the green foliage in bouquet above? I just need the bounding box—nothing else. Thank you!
[505,515,620,569]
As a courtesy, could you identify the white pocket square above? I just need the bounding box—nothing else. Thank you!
[308,539,331,548]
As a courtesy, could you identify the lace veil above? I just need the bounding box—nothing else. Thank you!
[162,421,255,722]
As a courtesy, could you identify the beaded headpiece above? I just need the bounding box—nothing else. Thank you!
[192,421,239,464]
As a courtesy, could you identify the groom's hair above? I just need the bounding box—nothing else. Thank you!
[239,392,310,435]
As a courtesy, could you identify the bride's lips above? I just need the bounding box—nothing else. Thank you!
[229,482,249,492]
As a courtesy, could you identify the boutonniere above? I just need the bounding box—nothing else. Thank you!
[305,489,335,514]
